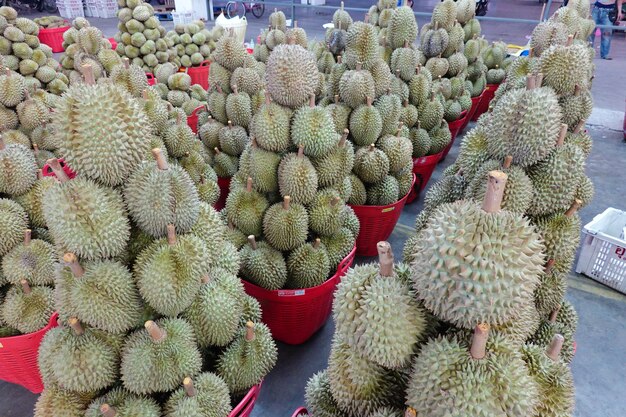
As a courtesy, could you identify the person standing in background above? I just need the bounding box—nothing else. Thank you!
[588,0,623,60]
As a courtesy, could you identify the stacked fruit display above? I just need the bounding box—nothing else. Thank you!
[308,1,352,74]
[453,0,488,99]
[164,20,225,69]
[33,16,69,29]
[222,41,357,291]
[253,9,288,64]
[0,7,68,94]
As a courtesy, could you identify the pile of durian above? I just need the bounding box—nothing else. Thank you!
[253,9,308,63]
[454,0,489,98]
[0,6,68,94]
[33,16,69,29]
[164,21,225,68]
[10,64,277,416]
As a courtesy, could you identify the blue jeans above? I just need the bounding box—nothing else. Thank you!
[588,6,614,58]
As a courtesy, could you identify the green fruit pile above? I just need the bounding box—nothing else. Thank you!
[165,20,224,68]
[0,6,68,94]
[33,16,68,29]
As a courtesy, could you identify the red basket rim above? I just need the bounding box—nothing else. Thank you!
[228,380,263,417]
[413,151,443,167]
[181,60,211,72]
[38,25,70,33]
[241,245,356,300]
[350,174,415,212]
[190,105,207,118]
[0,312,58,345]
[291,407,308,417]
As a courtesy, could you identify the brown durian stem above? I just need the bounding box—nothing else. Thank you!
[32,143,40,155]
[525,74,535,90]
[152,148,169,170]
[246,177,253,192]
[565,199,582,217]
[201,275,210,284]
[245,321,255,341]
[283,196,291,210]
[503,155,513,169]
[536,73,544,87]
[481,171,508,213]
[313,238,321,249]
[232,84,238,95]
[330,197,340,207]
[183,377,197,397]
[265,93,271,105]
[556,123,567,146]
[23,229,31,245]
[63,253,85,278]
[334,94,340,104]
[37,169,43,180]
[167,225,177,245]
[100,404,117,417]
[366,96,372,106]
[339,129,349,147]
[396,122,404,136]
[528,47,534,58]
[364,13,370,23]
[145,320,166,342]
[566,34,574,46]
[369,144,375,152]
[356,61,363,71]
[69,317,84,336]
[214,147,221,155]
[122,57,130,69]
[574,119,586,134]
[430,91,436,101]
[248,235,258,250]
[415,65,421,75]
[0,135,6,150]
[376,241,394,277]
[297,144,304,158]
[470,323,490,359]
[20,279,31,294]
[544,259,555,274]
[404,408,417,417]
[82,64,95,85]
[46,158,70,183]
[546,334,565,361]
[216,85,223,94]
[309,95,315,107]
[340,1,344,10]
[549,306,560,323]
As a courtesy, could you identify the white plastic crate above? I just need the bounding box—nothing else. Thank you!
[98,4,119,18]
[575,207,626,293]
[58,3,85,18]
[172,10,196,25]
[85,0,99,17]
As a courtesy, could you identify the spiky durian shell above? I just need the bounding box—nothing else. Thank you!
[564,130,592,158]
[529,320,575,363]
[455,125,490,178]
[231,66,262,96]
[240,241,287,290]
[199,117,224,150]
[349,103,383,146]
[2,239,55,286]
[312,140,355,188]
[121,318,202,394]
[339,69,375,109]
[164,372,232,417]
[410,200,545,328]
[378,134,412,173]
[226,90,252,129]
[305,370,347,417]
[34,385,95,417]
[333,262,427,368]
[353,146,389,184]
[559,89,593,130]
[85,387,161,417]
[421,28,449,58]
[426,120,451,155]
[286,240,331,289]
[431,0,457,30]
[534,266,567,317]
[408,68,432,107]
[266,44,318,109]
[278,151,319,205]
[342,22,379,69]
[164,119,196,157]
[348,174,367,206]
[0,143,37,196]
[327,100,352,134]
[225,186,269,237]
[292,105,338,157]
[417,95,444,132]
[209,63,232,95]
[320,227,354,270]
[406,334,539,416]
[530,21,569,57]
[216,322,277,392]
[574,174,594,207]
[250,101,291,152]
[366,175,399,206]
[212,35,246,71]
[1,284,53,333]
[0,71,26,108]
[218,123,248,157]
[263,199,308,251]
[387,6,418,49]
[309,189,345,237]
[534,211,581,266]
[43,179,130,260]
[248,146,281,194]
[53,83,150,187]
[539,43,591,96]
[409,126,430,157]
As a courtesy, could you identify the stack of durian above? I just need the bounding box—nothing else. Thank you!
[454,0,489,98]
[33,16,69,29]
[114,0,178,74]
[366,0,397,34]
[29,65,277,417]
[164,20,225,69]
[480,40,508,85]
[60,18,123,84]
[222,40,358,291]
[308,2,352,74]
[253,9,288,64]
[0,6,68,94]
[151,69,210,116]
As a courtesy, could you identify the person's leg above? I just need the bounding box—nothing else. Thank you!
[588,6,599,46]
[599,8,614,58]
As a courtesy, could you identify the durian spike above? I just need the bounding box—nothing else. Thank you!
[183,377,197,397]
[339,129,349,146]
[544,259,555,274]
[63,253,85,278]
[546,334,565,361]
[166,224,177,245]
[536,73,544,87]
[470,323,490,359]
[404,408,417,417]
[481,171,508,213]
[232,84,238,94]
[46,158,70,182]
[297,144,304,158]
[23,229,31,245]
[566,34,574,46]
[145,320,167,342]
[549,305,561,323]
[556,123,568,146]
[525,74,536,90]
[309,95,315,107]
[152,148,169,170]
[69,317,85,336]
[313,238,321,249]
[330,197,341,207]
[574,119,586,134]
[503,155,513,169]
[369,144,375,152]
[245,321,255,341]
[376,241,394,277]
[334,94,340,104]
[248,235,258,250]
[246,177,253,192]
[356,61,363,71]
[20,279,31,294]
[565,199,582,217]
[100,404,117,417]
[81,64,95,85]
[283,196,291,210]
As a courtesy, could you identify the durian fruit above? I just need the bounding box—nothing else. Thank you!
[533,200,582,270]
[305,370,346,417]
[266,43,318,109]
[110,58,149,98]
[121,319,202,394]
[0,197,28,257]
[339,62,376,108]
[349,96,383,146]
[309,189,345,237]
[247,141,281,193]
[342,21,379,69]
[0,135,37,196]
[417,92,444,131]
[530,20,569,57]
[164,113,196,157]
[387,6,418,50]
[348,174,367,205]
[225,84,252,129]
[286,238,332,289]
[292,96,338,157]
[534,259,567,326]
[124,148,200,238]
[225,177,269,237]
[333,2,353,31]
[378,128,413,172]
[218,120,248,157]
[409,171,545,328]
[250,95,291,152]
[278,145,319,205]
[164,373,232,417]
[312,129,354,189]
[34,384,96,417]
[539,39,591,96]
[217,321,278,393]
[85,387,161,417]
[263,196,308,251]
[333,242,426,368]
[1,280,54,333]
[0,68,26,107]
[320,227,355,270]
[406,325,539,416]
[240,235,287,290]
[134,225,208,317]
[529,304,577,364]
[2,229,55,286]
[353,144,390,184]
[366,175,399,206]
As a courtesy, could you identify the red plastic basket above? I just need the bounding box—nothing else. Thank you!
[146,72,156,86]
[0,313,59,393]
[108,37,117,50]
[242,246,356,345]
[349,175,415,256]
[181,60,210,90]
[246,47,253,55]
[37,25,70,53]
[42,158,76,180]
[214,176,231,211]
[229,380,263,417]
[291,407,308,417]
[187,105,205,133]
[405,152,443,204]
[461,95,483,132]
[441,110,468,160]
[471,83,499,121]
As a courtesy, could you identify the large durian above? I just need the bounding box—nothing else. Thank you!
[266,43,318,109]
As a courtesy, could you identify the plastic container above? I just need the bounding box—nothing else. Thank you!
[350,175,415,256]
[180,60,210,90]
[441,110,468,160]
[242,246,356,345]
[97,2,119,19]
[0,313,59,393]
[575,207,626,293]
[146,72,156,86]
[214,176,231,211]
[461,94,483,132]
[172,10,196,25]
[37,25,70,53]
[57,3,85,19]
[216,13,248,44]
[291,407,308,417]
[229,381,263,417]
[405,152,443,203]
[471,83,499,121]
[42,158,77,180]
[108,37,117,50]
[187,105,205,133]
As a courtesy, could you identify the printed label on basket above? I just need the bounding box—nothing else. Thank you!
[381,207,396,213]
[417,157,428,165]
[278,289,306,297]
[616,246,625,260]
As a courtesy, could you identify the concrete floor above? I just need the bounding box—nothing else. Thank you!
[2,2,626,416]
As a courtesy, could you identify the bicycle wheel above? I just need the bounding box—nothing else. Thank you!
[251,0,264,18]
[226,1,242,18]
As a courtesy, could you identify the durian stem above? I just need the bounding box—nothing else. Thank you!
[245,321,255,341]
[430,91,436,101]
[201,275,210,284]
[356,62,363,71]
[69,317,84,336]
[81,64,95,85]
[549,306,560,323]
[369,144,375,152]
[313,238,321,249]
[20,279,31,294]
[216,85,223,94]
[536,73,544,87]
[366,96,372,106]
[32,143,40,155]
[403,99,409,107]
[251,137,258,148]
[364,13,370,23]
[283,196,291,210]
[246,177,253,192]
[565,199,582,217]
[265,94,271,105]
[574,120,586,134]
[23,229,31,245]
[183,377,197,397]
[556,124,567,146]
[340,1,344,10]
[339,129,349,147]
[525,74,535,90]
[37,169,43,180]
[142,90,148,100]
[404,40,409,48]
[334,94,340,104]
[330,197,340,207]
[228,120,233,129]
[167,225,177,245]
[338,21,342,31]
[470,323,490,359]
[248,235,258,250]
[100,404,117,417]
[376,241,394,277]
[46,158,70,183]
[123,57,130,69]
[415,65,421,75]
[404,408,417,417]
[309,95,315,107]
[544,259,555,274]
[63,253,85,278]
[528,47,534,58]
[145,320,167,342]
[434,22,439,30]
[546,334,565,361]
[232,84,238,95]
[214,147,221,155]
[0,135,5,150]
[503,156,513,169]
[152,148,169,170]
[176,113,182,125]
[481,171,508,213]
[574,84,581,96]
[297,144,304,158]
[294,20,298,28]
[396,122,404,136]
[566,34,574,46]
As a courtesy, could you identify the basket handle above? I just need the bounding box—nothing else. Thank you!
[190,105,205,118]
[291,408,309,417]
[145,73,155,81]
[228,381,262,417]
[337,245,356,275]
[199,60,210,67]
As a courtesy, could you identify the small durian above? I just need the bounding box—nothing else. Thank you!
[1,280,54,333]
[291,95,338,157]
[305,370,346,417]
[240,235,287,290]
[266,43,319,109]
[250,95,291,152]
[309,189,345,237]
[311,129,354,188]
[225,177,269,237]
[219,120,248,156]
[349,96,383,146]
[85,387,161,417]
[320,227,355,270]
[225,84,252,129]
[164,373,232,417]
[286,238,331,289]
[366,175,400,206]
[278,145,319,205]
[2,230,55,286]
[0,198,28,257]
[353,144,390,184]
[163,113,196,157]
[0,135,37,196]
[263,196,309,251]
